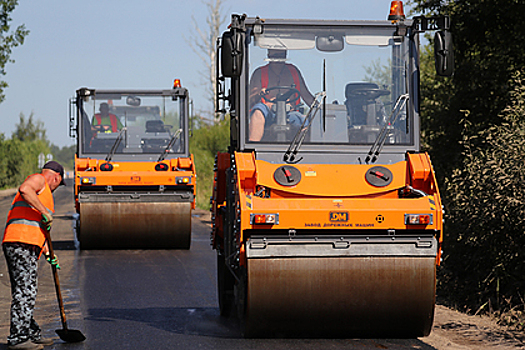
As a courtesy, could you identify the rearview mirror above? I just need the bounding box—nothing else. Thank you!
[316,35,344,52]
[434,30,454,76]
[221,31,244,77]
[126,95,141,106]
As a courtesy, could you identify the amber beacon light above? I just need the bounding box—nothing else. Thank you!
[388,1,405,22]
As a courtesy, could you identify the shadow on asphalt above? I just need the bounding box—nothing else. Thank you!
[86,307,240,339]
[52,240,77,250]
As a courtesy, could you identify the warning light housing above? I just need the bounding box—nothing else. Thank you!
[388,1,405,22]
[173,79,181,88]
[250,213,279,225]
[405,214,433,225]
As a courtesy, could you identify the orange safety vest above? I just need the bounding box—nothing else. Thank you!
[3,174,54,249]
[94,113,119,132]
[260,63,302,105]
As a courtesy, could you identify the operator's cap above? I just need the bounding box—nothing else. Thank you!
[43,161,66,186]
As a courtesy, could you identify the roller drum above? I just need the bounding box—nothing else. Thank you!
[244,256,436,337]
[78,201,191,249]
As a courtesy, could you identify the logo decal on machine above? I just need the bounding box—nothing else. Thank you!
[329,211,349,222]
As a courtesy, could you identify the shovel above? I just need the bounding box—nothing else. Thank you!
[43,221,86,342]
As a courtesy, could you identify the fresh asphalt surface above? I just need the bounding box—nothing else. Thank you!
[0,180,440,350]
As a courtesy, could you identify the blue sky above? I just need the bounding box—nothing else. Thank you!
[0,0,413,147]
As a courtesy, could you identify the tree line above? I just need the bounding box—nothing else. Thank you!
[413,0,525,329]
[0,113,74,189]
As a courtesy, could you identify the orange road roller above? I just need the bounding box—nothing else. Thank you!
[69,80,195,249]
[211,3,453,337]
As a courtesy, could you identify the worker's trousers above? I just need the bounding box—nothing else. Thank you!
[3,242,42,346]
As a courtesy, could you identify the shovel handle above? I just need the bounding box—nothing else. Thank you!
[43,227,69,331]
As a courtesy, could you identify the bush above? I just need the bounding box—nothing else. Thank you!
[190,117,230,209]
[442,70,525,329]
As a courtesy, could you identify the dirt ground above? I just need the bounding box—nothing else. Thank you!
[427,305,524,349]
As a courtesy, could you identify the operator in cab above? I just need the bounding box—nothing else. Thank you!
[248,49,314,141]
[91,102,123,133]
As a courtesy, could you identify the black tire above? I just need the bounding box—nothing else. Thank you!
[217,252,235,317]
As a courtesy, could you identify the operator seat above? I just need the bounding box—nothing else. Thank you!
[344,82,382,126]
[145,120,166,133]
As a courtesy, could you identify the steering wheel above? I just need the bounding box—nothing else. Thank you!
[347,88,390,100]
[92,124,112,132]
[261,86,300,105]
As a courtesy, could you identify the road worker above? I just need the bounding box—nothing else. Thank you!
[91,102,123,133]
[248,49,314,141]
[2,161,65,350]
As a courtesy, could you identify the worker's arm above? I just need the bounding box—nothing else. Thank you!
[249,110,266,142]
[114,114,124,129]
[249,69,263,107]
[19,174,48,217]
[42,242,50,256]
[297,70,314,106]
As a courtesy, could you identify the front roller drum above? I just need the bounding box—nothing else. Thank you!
[78,202,191,249]
[245,256,436,338]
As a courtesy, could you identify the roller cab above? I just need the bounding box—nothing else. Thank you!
[70,82,195,249]
[212,6,452,338]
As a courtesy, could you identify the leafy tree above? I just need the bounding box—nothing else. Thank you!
[12,112,47,142]
[0,0,29,103]
[409,0,525,177]
[363,58,391,88]
[0,136,35,188]
[12,112,51,168]
[0,113,51,189]
[50,144,75,170]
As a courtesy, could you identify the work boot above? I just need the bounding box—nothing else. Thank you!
[7,340,44,350]
[32,337,54,346]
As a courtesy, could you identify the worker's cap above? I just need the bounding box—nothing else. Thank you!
[267,49,287,59]
[43,161,66,186]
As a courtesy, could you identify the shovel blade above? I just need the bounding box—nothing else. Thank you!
[56,329,86,343]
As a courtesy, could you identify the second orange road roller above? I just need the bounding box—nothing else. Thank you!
[69,80,195,249]
[211,2,454,337]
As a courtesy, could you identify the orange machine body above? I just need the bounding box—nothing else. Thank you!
[74,155,196,212]
[212,151,442,266]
